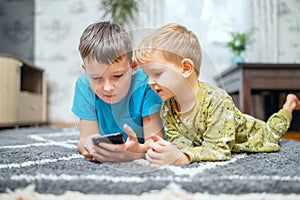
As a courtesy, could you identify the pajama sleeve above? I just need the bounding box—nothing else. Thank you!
[183,97,236,162]
[162,93,238,163]
[164,115,194,152]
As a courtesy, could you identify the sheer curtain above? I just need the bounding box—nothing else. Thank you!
[251,0,279,62]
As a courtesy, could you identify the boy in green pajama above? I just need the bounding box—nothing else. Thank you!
[134,23,300,166]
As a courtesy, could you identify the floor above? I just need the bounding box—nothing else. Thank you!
[2,125,300,142]
[1,127,300,197]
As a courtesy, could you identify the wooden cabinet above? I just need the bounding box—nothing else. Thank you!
[0,54,47,127]
[215,62,300,131]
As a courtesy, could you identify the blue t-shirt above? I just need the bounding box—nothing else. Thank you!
[72,68,162,143]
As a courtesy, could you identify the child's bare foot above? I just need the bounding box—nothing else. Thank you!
[283,94,300,112]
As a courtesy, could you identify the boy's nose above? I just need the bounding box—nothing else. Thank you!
[102,80,114,91]
[148,78,156,86]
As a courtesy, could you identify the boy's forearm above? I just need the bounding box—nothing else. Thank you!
[140,140,150,152]
[184,145,231,162]
[77,139,86,154]
[172,153,190,165]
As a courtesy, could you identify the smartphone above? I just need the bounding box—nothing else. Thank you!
[92,133,125,145]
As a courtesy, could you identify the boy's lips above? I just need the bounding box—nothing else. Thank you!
[156,89,163,95]
[104,94,116,98]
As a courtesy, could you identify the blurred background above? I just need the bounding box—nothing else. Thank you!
[0,0,299,126]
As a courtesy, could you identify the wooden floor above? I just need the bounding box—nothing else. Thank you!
[282,131,300,142]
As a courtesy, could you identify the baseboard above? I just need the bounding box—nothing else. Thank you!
[46,122,76,128]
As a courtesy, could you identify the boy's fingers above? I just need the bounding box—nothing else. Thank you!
[92,153,112,162]
[146,148,160,159]
[151,135,159,142]
[94,142,122,152]
[150,134,164,142]
[145,151,164,166]
[158,139,168,146]
[124,124,136,137]
[127,133,138,142]
[151,134,168,147]
[91,146,118,161]
[145,152,153,163]
[124,124,140,144]
[149,142,165,153]
[82,151,94,161]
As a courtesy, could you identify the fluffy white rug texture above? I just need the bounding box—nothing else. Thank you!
[1,127,300,199]
[1,183,300,200]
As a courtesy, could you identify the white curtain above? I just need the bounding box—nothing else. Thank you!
[129,0,164,50]
[251,0,279,62]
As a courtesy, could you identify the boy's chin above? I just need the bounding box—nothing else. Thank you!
[159,95,170,101]
[99,96,122,104]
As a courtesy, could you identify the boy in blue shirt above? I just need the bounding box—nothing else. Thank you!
[72,21,164,162]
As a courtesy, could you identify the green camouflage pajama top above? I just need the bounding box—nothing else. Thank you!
[161,81,292,163]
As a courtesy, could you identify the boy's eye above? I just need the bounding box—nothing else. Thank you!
[153,72,162,77]
[91,77,101,81]
[113,74,123,79]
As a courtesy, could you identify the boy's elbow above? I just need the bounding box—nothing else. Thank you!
[77,139,85,154]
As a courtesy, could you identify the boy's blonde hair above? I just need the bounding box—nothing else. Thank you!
[79,21,132,64]
[135,23,202,75]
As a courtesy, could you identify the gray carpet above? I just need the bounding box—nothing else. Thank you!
[0,127,300,195]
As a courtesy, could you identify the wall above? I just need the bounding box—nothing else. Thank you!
[34,0,101,124]
[1,0,299,124]
[0,0,34,62]
[278,0,300,62]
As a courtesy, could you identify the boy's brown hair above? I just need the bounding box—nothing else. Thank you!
[79,21,132,64]
[135,23,202,75]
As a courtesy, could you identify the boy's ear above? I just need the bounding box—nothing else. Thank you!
[81,64,86,71]
[181,58,194,78]
[131,59,138,74]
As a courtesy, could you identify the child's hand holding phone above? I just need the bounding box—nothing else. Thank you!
[90,124,144,162]
[92,133,125,146]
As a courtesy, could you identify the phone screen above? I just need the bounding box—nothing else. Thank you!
[92,133,124,145]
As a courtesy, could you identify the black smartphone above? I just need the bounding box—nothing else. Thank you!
[92,133,125,145]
